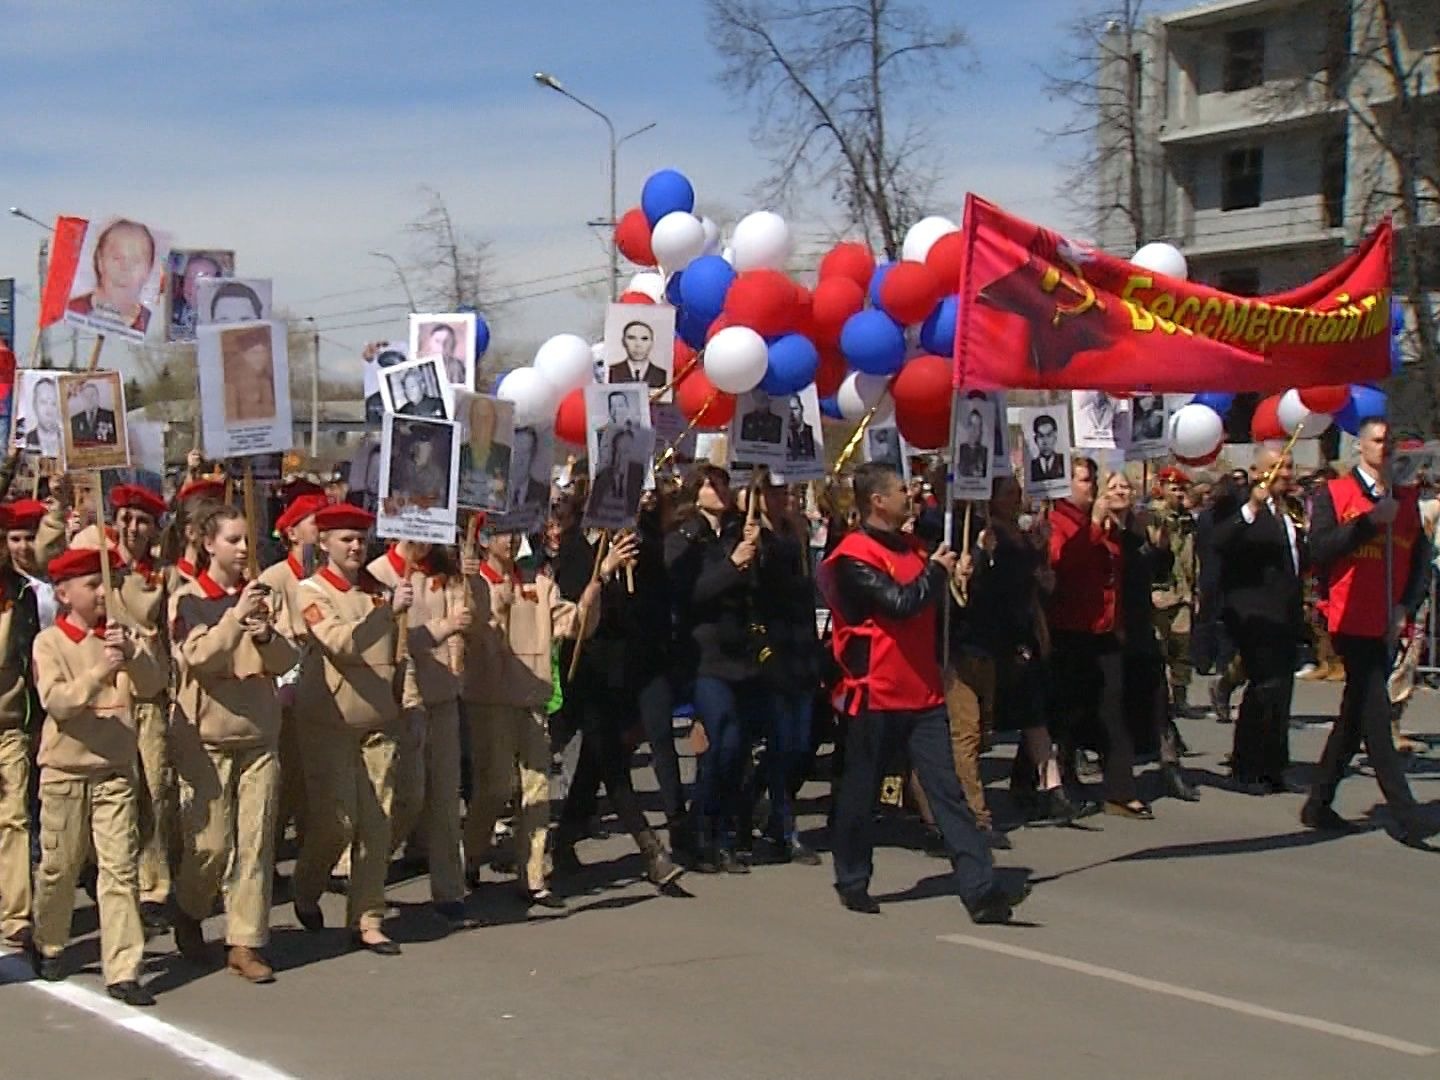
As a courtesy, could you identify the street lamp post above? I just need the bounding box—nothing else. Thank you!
[532,73,655,301]
[303,316,320,456]
[368,251,417,312]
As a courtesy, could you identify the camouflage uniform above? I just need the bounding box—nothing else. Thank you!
[1149,501,1196,715]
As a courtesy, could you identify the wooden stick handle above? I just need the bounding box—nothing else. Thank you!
[242,459,260,581]
[86,334,104,373]
[93,473,112,600]
[566,530,609,681]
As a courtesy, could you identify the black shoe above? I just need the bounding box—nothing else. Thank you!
[716,849,751,875]
[693,847,721,874]
[982,827,1013,850]
[1300,802,1356,832]
[171,911,209,963]
[464,867,483,891]
[294,902,325,933]
[965,881,1032,925]
[1266,776,1305,795]
[326,874,348,896]
[1209,683,1233,724]
[1162,764,1200,803]
[921,826,948,857]
[551,843,583,877]
[1102,799,1154,820]
[1231,776,1270,797]
[526,888,567,910]
[786,839,822,866]
[350,931,401,956]
[139,901,169,936]
[434,901,482,931]
[1393,811,1436,848]
[31,950,65,982]
[106,980,156,1007]
[836,886,881,914]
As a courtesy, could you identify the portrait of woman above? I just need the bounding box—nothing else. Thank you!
[67,218,160,334]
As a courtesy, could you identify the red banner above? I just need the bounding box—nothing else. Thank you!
[954,195,1392,394]
[38,216,88,329]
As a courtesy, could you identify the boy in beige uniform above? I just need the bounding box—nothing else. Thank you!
[293,504,410,955]
[368,540,472,928]
[170,505,297,984]
[461,530,607,909]
[30,547,167,1007]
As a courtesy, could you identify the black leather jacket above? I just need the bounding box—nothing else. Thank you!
[829,525,948,627]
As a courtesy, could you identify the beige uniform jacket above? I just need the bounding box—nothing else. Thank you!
[294,567,400,734]
[367,548,465,708]
[461,566,590,709]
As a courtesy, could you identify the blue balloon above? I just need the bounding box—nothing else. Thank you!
[840,309,906,375]
[759,334,820,396]
[920,296,958,356]
[641,169,695,227]
[867,262,895,309]
[678,255,735,320]
[665,270,685,306]
[820,396,844,421]
[474,314,491,358]
[676,308,713,350]
[1334,384,1387,435]
[1191,391,1234,415]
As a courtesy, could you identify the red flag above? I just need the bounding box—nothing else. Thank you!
[38,216,88,329]
[954,195,1392,394]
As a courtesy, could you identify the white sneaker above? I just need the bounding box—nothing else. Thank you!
[1296,663,1318,677]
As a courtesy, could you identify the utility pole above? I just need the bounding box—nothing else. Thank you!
[304,317,320,456]
[36,238,50,368]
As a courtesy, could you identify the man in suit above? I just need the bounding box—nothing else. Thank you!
[587,428,644,522]
[1210,446,1305,793]
[741,392,783,446]
[70,382,117,447]
[607,321,667,390]
[394,371,446,419]
[784,395,816,461]
[1028,415,1064,483]
[23,376,63,457]
[956,408,988,479]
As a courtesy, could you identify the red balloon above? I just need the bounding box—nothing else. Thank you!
[1251,394,1285,442]
[1298,384,1349,414]
[618,290,655,305]
[925,232,966,293]
[811,277,866,345]
[792,283,814,340]
[819,242,877,290]
[705,313,735,341]
[891,354,953,449]
[815,345,847,397]
[722,269,800,337]
[615,207,656,267]
[554,388,587,447]
[673,339,698,385]
[878,261,942,325]
[1176,446,1223,467]
[675,367,736,431]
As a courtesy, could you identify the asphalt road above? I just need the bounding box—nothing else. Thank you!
[4,676,1439,1080]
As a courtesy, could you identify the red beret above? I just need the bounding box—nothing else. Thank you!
[313,504,375,532]
[176,477,226,505]
[0,499,47,533]
[1157,466,1191,485]
[48,547,123,584]
[110,484,166,519]
[275,494,330,534]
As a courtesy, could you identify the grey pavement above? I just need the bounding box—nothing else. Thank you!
[4,676,1439,1080]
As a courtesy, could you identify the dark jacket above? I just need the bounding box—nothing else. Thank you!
[827,525,948,629]
[1119,523,1170,657]
[1308,467,1431,617]
[1210,494,1304,631]
[665,512,759,683]
[753,526,819,687]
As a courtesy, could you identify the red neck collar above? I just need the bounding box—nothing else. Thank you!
[57,614,106,643]
[478,562,521,586]
[175,557,198,580]
[197,570,243,599]
[318,565,354,593]
[286,552,305,579]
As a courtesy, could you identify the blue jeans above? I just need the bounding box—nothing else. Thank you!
[690,676,765,850]
[763,691,812,842]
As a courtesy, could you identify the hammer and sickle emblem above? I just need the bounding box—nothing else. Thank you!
[1038,255,1104,327]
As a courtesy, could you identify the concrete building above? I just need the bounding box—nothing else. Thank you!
[1096,0,1438,299]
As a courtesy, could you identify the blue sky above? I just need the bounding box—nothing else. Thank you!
[0,0,1173,378]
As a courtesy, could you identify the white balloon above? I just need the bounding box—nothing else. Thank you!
[496,366,560,427]
[721,245,735,266]
[704,326,769,394]
[836,371,894,423]
[700,216,722,256]
[1130,242,1189,281]
[1167,403,1224,459]
[1278,388,1333,438]
[533,333,594,395]
[651,211,707,273]
[626,272,666,302]
[730,211,792,271]
[901,215,959,263]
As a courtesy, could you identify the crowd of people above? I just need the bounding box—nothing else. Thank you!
[0,414,1432,1007]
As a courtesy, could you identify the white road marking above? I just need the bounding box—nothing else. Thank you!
[939,935,1436,1058]
[0,950,300,1080]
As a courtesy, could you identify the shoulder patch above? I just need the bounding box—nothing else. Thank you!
[303,603,325,627]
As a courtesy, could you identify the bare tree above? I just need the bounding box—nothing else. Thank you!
[1041,0,1159,250]
[706,0,970,259]
[404,187,497,312]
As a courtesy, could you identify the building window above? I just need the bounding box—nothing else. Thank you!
[1217,268,1261,296]
[1223,28,1265,91]
[1321,132,1347,227]
[1222,147,1263,210]
[1130,52,1144,109]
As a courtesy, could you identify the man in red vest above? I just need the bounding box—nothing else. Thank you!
[821,462,1028,923]
[1304,417,1433,844]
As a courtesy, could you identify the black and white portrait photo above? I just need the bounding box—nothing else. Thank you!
[503,424,554,534]
[377,414,460,545]
[584,423,656,531]
[1072,390,1131,451]
[1020,407,1072,499]
[379,355,453,420]
[951,398,995,502]
[864,422,903,473]
[779,386,825,482]
[12,371,64,459]
[197,277,271,327]
[1130,393,1167,444]
[585,383,651,479]
[409,313,477,390]
[603,302,676,401]
[731,389,789,467]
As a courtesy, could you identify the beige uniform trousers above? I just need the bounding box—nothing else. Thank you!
[294,726,395,931]
[33,773,144,985]
[390,700,464,904]
[175,744,279,949]
[464,704,550,892]
[0,729,32,939]
[134,700,172,906]
[943,658,995,831]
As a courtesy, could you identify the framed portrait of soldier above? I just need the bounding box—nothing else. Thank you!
[377,414,460,544]
[409,313,477,391]
[1072,391,1132,451]
[61,215,173,342]
[58,371,129,470]
[167,249,235,342]
[603,303,675,402]
[951,398,995,502]
[584,383,651,472]
[455,391,514,512]
[863,421,904,474]
[1125,393,1173,460]
[777,386,824,483]
[959,388,1012,478]
[730,389,789,468]
[1019,406,1072,499]
[196,277,271,328]
[378,355,453,421]
[197,320,293,459]
[11,370,66,461]
[583,423,656,531]
[494,423,553,534]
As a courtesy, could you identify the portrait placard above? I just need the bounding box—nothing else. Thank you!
[455,391,515,512]
[951,398,996,502]
[731,390,790,468]
[167,249,235,342]
[12,370,65,460]
[583,424,656,531]
[409,313,477,390]
[196,277,271,327]
[378,355,453,420]
[363,341,409,424]
[776,386,825,483]
[1019,406,1072,499]
[1072,391,1131,451]
[58,371,129,470]
[491,423,553,534]
[197,320,293,459]
[63,215,173,342]
[863,421,904,474]
[377,414,460,544]
[1124,394,1177,461]
[602,303,675,401]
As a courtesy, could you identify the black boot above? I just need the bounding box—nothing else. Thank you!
[1161,763,1200,802]
[638,831,684,887]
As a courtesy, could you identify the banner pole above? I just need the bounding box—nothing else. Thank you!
[941,387,961,667]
